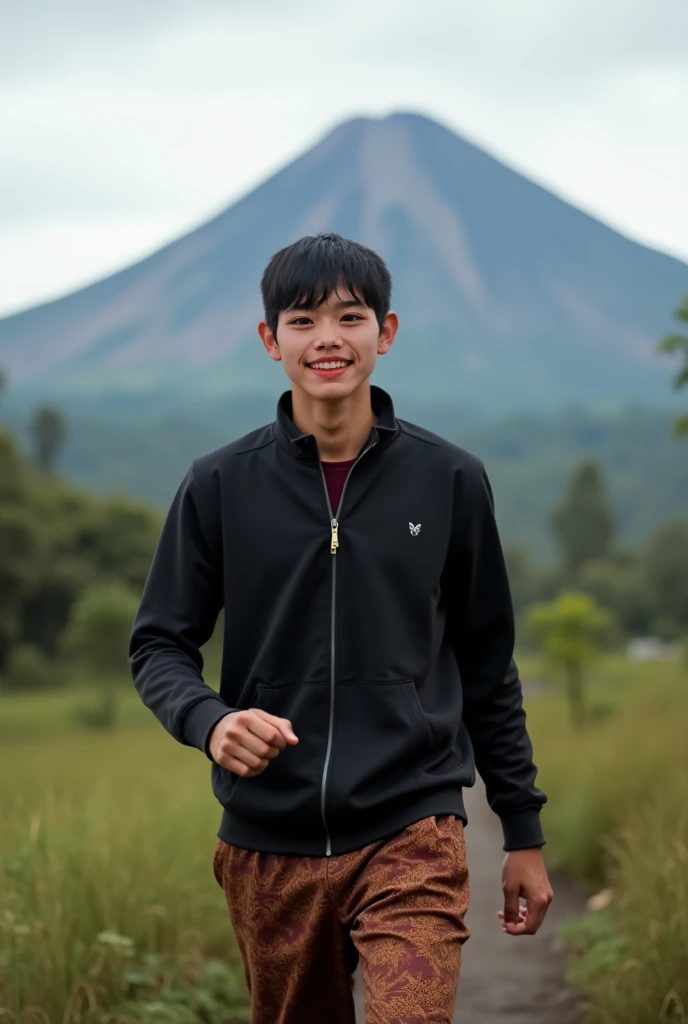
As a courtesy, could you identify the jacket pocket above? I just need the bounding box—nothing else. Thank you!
[224,682,329,827]
[329,679,433,821]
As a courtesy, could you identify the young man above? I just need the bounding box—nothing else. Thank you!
[130,233,553,1024]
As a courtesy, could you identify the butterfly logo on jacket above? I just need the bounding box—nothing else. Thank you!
[409,522,422,537]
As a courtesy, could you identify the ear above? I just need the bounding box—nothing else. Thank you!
[377,311,399,356]
[258,320,281,361]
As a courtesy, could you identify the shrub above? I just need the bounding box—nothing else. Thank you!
[1,643,66,692]
[63,582,140,728]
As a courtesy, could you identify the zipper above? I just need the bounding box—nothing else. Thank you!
[317,437,379,856]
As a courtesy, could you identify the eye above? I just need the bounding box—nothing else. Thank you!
[289,316,312,326]
[341,314,363,322]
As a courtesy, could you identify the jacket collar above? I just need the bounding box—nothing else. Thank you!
[273,385,400,462]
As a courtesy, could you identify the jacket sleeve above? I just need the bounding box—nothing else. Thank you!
[445,460,547,850]
[129,459,235,760]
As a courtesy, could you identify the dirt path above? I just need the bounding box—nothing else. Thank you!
[352,781,585,1022]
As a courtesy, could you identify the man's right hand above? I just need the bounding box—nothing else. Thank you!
[208,709,299,777]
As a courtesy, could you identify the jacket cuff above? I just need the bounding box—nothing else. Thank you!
[500,809,546,851]
[182,697,234,760]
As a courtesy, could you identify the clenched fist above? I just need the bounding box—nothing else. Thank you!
[208,709,299,777]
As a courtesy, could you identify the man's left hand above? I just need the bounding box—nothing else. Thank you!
[498,848,554,936]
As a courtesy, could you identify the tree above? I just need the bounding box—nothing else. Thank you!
[550,460,615,577]
[642,520,688,637]
[578,556,653,639]
[503,542,536,617]
[78,497,163,592]
[29,405,68,474]
[0,430,41,669]
[528,592,613,729]
[17,476,161,659]
[656,292,688,437]
[63,582,140,728]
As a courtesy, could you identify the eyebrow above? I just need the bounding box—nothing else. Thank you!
[289,298,367,312]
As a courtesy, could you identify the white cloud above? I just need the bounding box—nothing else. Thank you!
[1,0,687,317]
[0,218,186,314]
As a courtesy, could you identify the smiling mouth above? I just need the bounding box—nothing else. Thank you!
[306,359,354,371]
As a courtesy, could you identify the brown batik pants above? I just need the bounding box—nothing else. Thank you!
[212,813,470,1024]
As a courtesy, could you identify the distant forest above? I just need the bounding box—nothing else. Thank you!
[3,395,687,562]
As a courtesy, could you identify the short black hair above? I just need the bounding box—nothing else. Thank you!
[261,233,392,336]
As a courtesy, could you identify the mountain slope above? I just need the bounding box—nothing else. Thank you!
[1,111,686,412]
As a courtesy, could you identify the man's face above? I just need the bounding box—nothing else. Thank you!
[259,286,397,400]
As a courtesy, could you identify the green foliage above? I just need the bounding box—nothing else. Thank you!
[528,592,613,669]
[0,710,248,1019]
[1,643,66,692]
[0,425,162,674]
[657,292,688,438]
[643,520,688,636]
[503,542,537,617]
[520,502,688,644]
[549,460,615,576]
[560,911,629,988]
[560,801,688,1024]
[22,477,162,657]
[29,403,68,474]
[64,583,140,677]
[117,953,250,1022]
[528,657,688,1022]
[0,430,42,667]
[576,555,651,639]
[528,592,614,728]
[64,583,141,728]
[18,402,687,563]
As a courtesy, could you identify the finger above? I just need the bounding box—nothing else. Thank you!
[222,754,269,776]
[246,711,290,749]
[502,884,521,924]
[229,737,276,770]
[253,710,299,745]
[237,725,283,760]
[218,715,279,766]
[498,911,527,934]
[521,897,551,935]
[271,713,300,743]
[501,919,530,936]
[218,735,270,771]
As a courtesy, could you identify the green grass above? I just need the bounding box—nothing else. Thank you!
[523,655,688,1023]
[0,680,248,1023]
[1,655,687,1022]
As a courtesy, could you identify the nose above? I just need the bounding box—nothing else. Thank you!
[313,313,344,348]
[314,335,342,349]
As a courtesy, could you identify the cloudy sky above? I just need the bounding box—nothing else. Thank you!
[1,0,686,318]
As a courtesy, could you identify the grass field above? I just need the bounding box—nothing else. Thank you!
[523,655,688,1024]
[1,656,687,1022]
[0,684,249,1023]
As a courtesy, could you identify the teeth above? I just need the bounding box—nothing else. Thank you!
[310,361,349,370]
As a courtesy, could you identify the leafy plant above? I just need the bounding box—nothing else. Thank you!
[657,292,688,437]
[1,643,66,692]
[528,592,613,728]
[63,583,140,728]
[29,404,68,474]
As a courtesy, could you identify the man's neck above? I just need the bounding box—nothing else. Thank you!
[291,382,377,462]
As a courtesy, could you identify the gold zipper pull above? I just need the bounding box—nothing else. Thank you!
[330,519,339,554]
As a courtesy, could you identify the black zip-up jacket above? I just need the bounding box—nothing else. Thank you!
[129,386,547,855]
